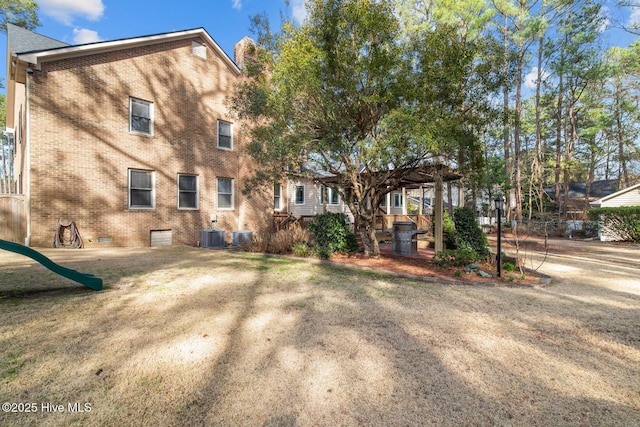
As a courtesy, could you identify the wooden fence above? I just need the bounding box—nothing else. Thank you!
[0,195,25,243]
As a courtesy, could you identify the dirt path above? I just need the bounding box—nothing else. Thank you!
[506,237,639,288]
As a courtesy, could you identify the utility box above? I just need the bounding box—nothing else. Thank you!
[201,229,225,248]
[232,230,253,247]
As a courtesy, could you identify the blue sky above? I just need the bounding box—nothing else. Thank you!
[0,0,304,94]
[1,0,638,94]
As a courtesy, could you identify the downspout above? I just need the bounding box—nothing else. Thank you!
[24,68,32,247]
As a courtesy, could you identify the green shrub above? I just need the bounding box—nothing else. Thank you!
[503,262,515,272]
[589,206,640,242]
[292,242,310,257]
[433,247,479,268]
[453,207,489,257]
[307,212,358,259]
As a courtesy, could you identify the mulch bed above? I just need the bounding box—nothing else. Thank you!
[327,243,543,286]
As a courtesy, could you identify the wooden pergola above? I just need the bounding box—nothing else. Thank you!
[318,164,462,253]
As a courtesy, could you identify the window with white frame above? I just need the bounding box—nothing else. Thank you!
[130,97,153,135]
[320,185,339,205]
[217,177,234,209]
[178,174,198,210]
[129,169,155,209]
[217,120,233,150]
[295,185,305,205]
[274,183,282,210]
[394,193,403,208]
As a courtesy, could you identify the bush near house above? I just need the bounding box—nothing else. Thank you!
[307,212,358,259]
[589,207,640,242]
[452,207,490,257]
[433,207,490,267]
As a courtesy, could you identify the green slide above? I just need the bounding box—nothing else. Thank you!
[0,239,103,291]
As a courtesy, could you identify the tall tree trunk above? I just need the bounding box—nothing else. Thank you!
[501,14,511,211]
[614,81,629,190]
[513,44,524,223]
[534,32,545,221]
[555,69,564,216]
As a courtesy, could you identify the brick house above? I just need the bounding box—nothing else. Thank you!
[5,24,271,247]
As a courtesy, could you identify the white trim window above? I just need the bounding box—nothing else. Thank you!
[178,174,198,210]
[294,185,305,205]
[130,97,153,135]
[129,169,155,209]
[394,193,403,208]
[320,185,339,205]
[217,177,234,210]
[274,183,283,210]
[217,120,233,150]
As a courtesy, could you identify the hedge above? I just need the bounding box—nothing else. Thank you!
[588,206,640,242]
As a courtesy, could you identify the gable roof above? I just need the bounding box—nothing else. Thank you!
[11,26,240,75]
[7,23,70,54]
[544,179,619,200]
[590,183,640,207]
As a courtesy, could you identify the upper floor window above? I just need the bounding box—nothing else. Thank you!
[178,174,198,210]
[218,120,233,150]
[129,169,155,209]
[130,97,153,135]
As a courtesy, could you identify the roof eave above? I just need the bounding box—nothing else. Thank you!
[16,28,241,75]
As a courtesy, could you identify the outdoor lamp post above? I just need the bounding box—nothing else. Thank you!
[494,195,504,278]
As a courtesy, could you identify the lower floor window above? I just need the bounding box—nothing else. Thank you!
[178,174,198,209]
[129,169,155,208]
[217,177,234,209]
[274,183,282,210]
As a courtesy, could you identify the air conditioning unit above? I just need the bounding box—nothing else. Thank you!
[201,229,225,248]
[232,230,253,247]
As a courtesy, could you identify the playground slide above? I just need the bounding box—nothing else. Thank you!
[0,239,103,291]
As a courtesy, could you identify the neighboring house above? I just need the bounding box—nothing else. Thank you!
[590,183,640,241]
[544,179,619,216]
[5,24,270,247]
[281,177,354,223]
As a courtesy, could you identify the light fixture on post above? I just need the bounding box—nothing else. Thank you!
[494,195,504,278]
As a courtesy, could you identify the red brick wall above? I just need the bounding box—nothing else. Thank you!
[27,37,271,247]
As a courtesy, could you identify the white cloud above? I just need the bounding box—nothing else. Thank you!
[630,8,640,27]
[39,0,105,25]
[524,67,550,90]
[599,6,611,33]
[72,28,102,44]
[231,0,242,10]
[291,0,308,24]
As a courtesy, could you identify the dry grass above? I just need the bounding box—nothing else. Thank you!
[0,245,639,426]
[250,225,310,254]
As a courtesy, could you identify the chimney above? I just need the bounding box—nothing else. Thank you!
[234,36,256,69]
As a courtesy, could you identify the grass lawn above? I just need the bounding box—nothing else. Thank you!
[1,246,639,426]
